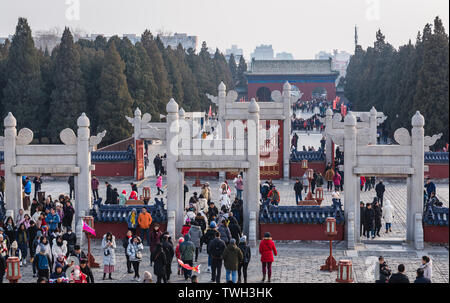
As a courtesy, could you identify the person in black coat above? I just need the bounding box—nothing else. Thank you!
[228,217,242,244]
[79,259,95,283]
[104,182,114,204]
[388,264,410,283]
[27,220,38,257]
[67,176,75,199]
[152,243,167,283]
[373,201,383,237]
[62,227,77,254]
[364,203,375,239]
[360,202,366,238]
[237,235,251,283]
[62,201,75,231]
[294,179,303,204]
[161,233,174,281]
[414,268,431,283]
[376,256,391,283]
[122,230,133,274]
[375,180,386,207]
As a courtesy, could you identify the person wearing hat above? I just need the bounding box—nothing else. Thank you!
[150,223,163,266]
[50,263,68,283]
[127,208,138,235]
[201,221,218,273]
[119,190,127,205]
[238,235,251,283]
[206,202,219,224]
[259,232,277,283]
[222,238,243,283]
[79,259,95,283]
[267,186,280,206]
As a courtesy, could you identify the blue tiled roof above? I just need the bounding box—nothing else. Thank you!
[424,152,449,164]
[290,151,325,162]
[90,204,167,223]
[423,206,449,227]
[0,150,134,162]
[259,205,344,224]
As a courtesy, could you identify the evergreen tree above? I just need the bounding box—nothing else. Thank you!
[48,27,87,141]
[96,42,133,144]
[2,18,45,133]
[236,55,248,87]
[228,53,238,86]
[213,48,234,90]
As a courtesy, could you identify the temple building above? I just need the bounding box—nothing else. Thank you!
[246,58,339,102]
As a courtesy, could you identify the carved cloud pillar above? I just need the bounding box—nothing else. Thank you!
[133,108,142,179]
[369,107,377,145]
[344,112,358,249]
[410,111,425,250]
[76,113,92,223]
[3,113,21,215]
[282,82,291,180]
[218,82,227,180]
[325,108,333,165]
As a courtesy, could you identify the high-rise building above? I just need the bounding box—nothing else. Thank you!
[251,45,274,60]
[158,33,198,50]
[275,52,294,60]
[225,44,244,62]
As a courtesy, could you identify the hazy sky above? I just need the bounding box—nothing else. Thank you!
[0,0,448,59]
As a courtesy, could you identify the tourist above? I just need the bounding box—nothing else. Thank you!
[153,154,161,176]
[223,238,243,283]
[267,186,280,206]
[161,233,174,281]
[161,154,167,175]
[122,230,134,274]
[79,259,95,283]
[260,181,270,201]
[105,182,114,204]
[383,199,394,233]
[414,268,431,283]
[46,208,60,234]
[360,176,366,191]
[208,231,226,283]
[16,223,28,265]
[294,179,303,204]
[388,264,410,283]
[181,218,192,236]
[62,201,74,232]
[202,221,218,273]
[188,221,203,262]
[152,243,167,283]
[218,219,232,245]
[62,227,76,255]
[364,203,375,239]
[375,180,386,207]
[128,190,138,200]
[119,190,127,205]
[91,175,99,201]
[50,263,68,283]
[27,220,38,257]
[67,244,87,263]
[143,271,153,283]
[149,223,162,266]
[30,198,39,217]
[69,265,88,283]
[24,177,32,197]
[201,183,211,204]
[184,181,189,205]
[179,234,195,281]
[375,256,391,283]
[333,172,341,192]
[130,182,138,194]
[127,235,144,281]
[235,175,244,200]
[51,236,67,270]
[33,176,42,199]
[206,202,219,224]
[102,232,116,280]
[259,232,277,283]
[360,202,366,237]
[33,245,50,280]
[420,256,432,281]
[373,200,383,237]
[315,172,324,189]
[238,235,251,283]
[156,174,164,195]
[138,208,153,246]
[424,178,436,198]
[176,237,184,275]
[9,242,21,265]
[67,176,75,199]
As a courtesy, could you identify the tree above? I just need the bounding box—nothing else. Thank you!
[236,55,248,87]
[2,18,45,133]
[228,53,238,86]
[213,48,234,90]
[96,42,133,144]
[48,27,87,141]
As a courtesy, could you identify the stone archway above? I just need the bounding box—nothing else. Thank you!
[256,86,272,102]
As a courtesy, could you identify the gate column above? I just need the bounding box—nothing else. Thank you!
[3,113,21,215]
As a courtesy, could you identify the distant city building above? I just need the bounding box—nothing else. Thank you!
[225,44,244,62]
[0,35,13,44]
[251,45,274,60]
[315,49,351,81]
[275,52,294,60]
[158,33,198,50]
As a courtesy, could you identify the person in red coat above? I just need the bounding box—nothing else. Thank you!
[259,232,277,282]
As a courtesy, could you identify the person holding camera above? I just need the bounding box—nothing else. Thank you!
[127,235,144,281]
[102,232,116,280]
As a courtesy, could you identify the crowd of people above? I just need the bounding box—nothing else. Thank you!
[375,255,433,283]
[291,114,324,132]
[291,97,329,115]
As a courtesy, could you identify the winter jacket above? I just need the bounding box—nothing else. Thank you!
[201,187,211,202]
[424,182,436,197]
[138,212,153,229]
[181,225,191,236]
[238,242,251,264]
[24,180,32,194]
[127,241,144,262]
[222,243,243,271]
[187,225,202,248]
[156,176,163,188]
[217,224,232,244]
[119,194,127,205]
[325,169,335,181]
[34,252,50,270]
[207,237,226,259]
[382,200,394,224]
[294,182,303,194]
[235,179,244,191]
[374,205,382,228]
[228,220,242,244]
[102,235,116,266]
[80,265,95,283]
[259,238,277,263]
[201,228,217,247]
[364,207,375,230]
[127,211,138,229]
[152,248,167,277]
[333,173,341,186]
[91,178,99,190]
[197,198,207,211]
[150,229,163,250]
[179,234,195,261]
[52,239,68,260]
[62,204,74,227]
[375,182,385,197]
[420,261,432,280]
[414,276,431,283]
[388,273,410,283]
[46,213,60,231]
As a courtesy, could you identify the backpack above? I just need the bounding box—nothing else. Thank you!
[211,240,223,258]
[271,190,280,202]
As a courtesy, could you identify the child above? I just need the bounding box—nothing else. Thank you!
[175,237,184,275]
[181,218,191,236]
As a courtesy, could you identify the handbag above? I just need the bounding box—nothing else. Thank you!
[104,249,110,256]
[136,251,142,260]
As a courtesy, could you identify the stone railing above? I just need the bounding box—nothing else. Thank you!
[424,152,449,164]
[290,151,325,162]
[91,150,134,162]
[90,204,167,223]
[423,206,449,226]
[259,205,344,224]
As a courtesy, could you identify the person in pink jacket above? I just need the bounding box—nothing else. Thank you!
[156,175,164,195]
[333,172,342,191]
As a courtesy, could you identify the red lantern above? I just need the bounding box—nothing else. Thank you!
[315,187,324,205]
[320,217,338,272]
[301,159,308,169]
[142,187,151,203]
[336,260,354,283]
[6,257,21,283]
